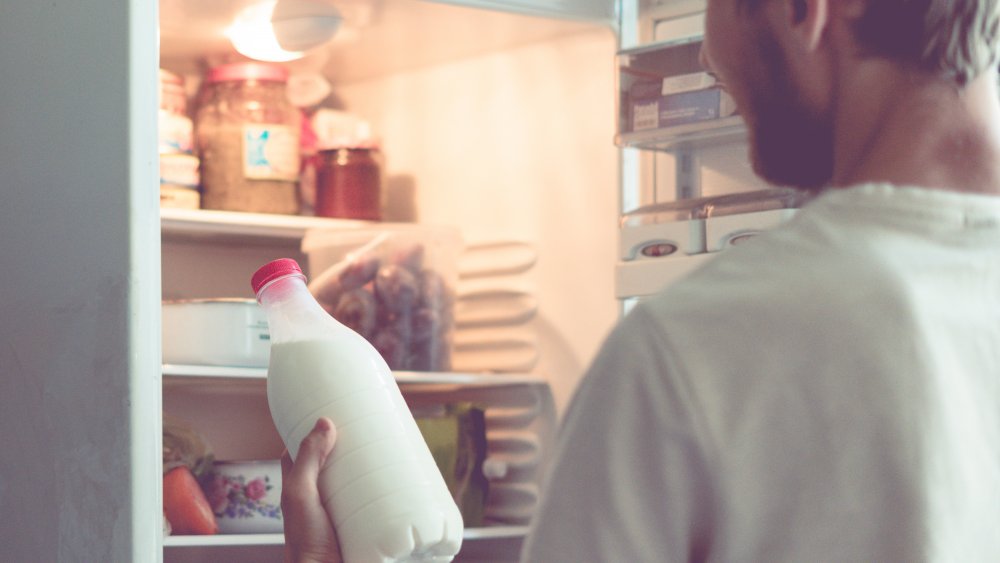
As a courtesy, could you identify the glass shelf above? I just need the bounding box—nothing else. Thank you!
[162,364,547,388]
[163,525,530,548]
[164,534,285,548]
[616,115,747,152]
[160,207,373,243]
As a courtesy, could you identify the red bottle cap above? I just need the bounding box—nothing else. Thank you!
[251,258,305,295]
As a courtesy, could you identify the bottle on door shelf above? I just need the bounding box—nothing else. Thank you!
[250,258,463,563]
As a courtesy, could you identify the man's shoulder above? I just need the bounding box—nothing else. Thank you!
[638,201,895,337]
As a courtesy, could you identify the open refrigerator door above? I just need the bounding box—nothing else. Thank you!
[614,0,808,312]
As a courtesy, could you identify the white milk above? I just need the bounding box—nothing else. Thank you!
[254,260,463,563]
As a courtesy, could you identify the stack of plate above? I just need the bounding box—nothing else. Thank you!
[452,241,539,374]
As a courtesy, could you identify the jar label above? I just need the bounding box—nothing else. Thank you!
[242,124,299,181]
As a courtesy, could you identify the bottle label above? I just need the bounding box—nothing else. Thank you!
[243,124,299,181]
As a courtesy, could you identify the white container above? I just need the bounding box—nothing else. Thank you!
[162,298,270,367]
[204,460,283,534]
[251,258,463,563]
[704,208,798,252]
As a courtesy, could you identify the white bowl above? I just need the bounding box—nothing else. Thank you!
[162,298,270,368]
[204,460,283,534]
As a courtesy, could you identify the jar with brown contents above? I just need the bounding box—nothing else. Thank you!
[195,63,300,214]
[315,146,383,220]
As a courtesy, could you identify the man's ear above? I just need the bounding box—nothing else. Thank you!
[785,0,830,52]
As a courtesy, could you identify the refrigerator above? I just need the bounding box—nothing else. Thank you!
[0,0,795,561]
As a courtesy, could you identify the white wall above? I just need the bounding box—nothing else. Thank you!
[0,0,161,560]
[334,27,621,414]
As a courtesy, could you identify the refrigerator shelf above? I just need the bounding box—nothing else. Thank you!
[615,115,747,152]
[164,534,284,548]
[163,525,531,548]
[160,207,372,243]
[162,364,548,387]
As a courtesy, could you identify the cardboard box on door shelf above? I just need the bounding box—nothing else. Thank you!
[626,72,738,133]
[413,403,489,527]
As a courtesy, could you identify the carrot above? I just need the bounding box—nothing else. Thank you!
[163,466,219,535]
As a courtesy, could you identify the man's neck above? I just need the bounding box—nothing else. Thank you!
[829,63,1000,195]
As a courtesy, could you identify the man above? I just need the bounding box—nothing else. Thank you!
[283,0,1000,560]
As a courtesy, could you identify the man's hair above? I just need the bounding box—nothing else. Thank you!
[856,0,1000,86]
[745,0,1000,86]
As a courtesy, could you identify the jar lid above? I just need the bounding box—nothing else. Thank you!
[318,141,380,152]
[207,62,289,84]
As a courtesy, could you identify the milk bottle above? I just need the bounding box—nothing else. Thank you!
[251,258,463,563]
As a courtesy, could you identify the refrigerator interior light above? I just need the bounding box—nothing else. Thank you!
[227,0,341,63]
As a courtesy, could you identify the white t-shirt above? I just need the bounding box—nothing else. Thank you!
[521,184,1000,562]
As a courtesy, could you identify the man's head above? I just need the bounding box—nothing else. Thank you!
[701,0,1000,191]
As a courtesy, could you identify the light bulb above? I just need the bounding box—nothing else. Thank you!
[226,0,341,63]
[271,0,342,52]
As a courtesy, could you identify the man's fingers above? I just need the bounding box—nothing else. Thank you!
[280,449,292,480]
[291,417,338,485]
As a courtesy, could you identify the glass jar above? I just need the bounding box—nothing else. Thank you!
[315,146,383,220]
[195,63,300,215]
[159,69,199,209]
[159,69,195,157]
[159,69,188,116]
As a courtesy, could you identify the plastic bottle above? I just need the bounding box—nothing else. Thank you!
[250,258,463,563]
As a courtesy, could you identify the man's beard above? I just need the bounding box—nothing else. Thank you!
[744,38,834,192]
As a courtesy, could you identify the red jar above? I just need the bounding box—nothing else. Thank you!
[315,146,383,220]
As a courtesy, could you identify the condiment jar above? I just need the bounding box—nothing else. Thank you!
[159,69,188,117]
[195,62,301,215]
[315,145,383,220]
[159,69,199,209]
[159,69,194,156]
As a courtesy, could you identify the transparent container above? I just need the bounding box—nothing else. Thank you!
[302,226,461,372]
[251,259,464,562]
[195,62,300,214]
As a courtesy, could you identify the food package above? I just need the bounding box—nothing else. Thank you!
[303,226,461,372]
[163,414,219,536]
[163,414,215,478]
[414,403,489,527]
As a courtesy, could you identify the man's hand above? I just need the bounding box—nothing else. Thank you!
[281,417,342,563]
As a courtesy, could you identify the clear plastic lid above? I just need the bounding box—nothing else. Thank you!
[699,188,807,218]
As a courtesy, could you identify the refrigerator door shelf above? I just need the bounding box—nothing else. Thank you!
[621,219,705,259]
[615,253,716,299]
[705,208,798,252]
